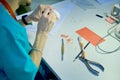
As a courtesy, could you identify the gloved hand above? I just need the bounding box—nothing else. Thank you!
[36,8,59,34]
[25,4,53,22]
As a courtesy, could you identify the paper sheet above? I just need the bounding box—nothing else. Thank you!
[76,27,105,46]
[25,22,37,32]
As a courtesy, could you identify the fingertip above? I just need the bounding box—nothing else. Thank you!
[52,10,61,20]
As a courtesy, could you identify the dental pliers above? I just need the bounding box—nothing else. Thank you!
[77,37,104,76]
[79,57,104,76]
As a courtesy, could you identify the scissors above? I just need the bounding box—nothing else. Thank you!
[77,37,104,76]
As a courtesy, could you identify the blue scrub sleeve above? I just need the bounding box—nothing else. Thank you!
[0,4,38,80]
[0,22,38,80]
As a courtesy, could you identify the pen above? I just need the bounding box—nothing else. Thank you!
[61,39,64,61]
[96,14,103,18]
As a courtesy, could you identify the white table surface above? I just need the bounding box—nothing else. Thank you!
[27,0,120,80]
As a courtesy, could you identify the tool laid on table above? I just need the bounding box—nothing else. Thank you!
[73,38,90,62]
[75,37,104,76]
[61,38,64,61]
[79,57,104,76]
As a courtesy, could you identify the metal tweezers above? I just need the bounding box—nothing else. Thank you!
[76,37,104,76]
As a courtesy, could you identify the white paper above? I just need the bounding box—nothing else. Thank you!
[25,22,37,32]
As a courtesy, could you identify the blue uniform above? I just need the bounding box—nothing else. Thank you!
[0,4,38,80]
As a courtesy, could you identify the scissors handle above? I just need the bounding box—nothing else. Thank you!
[88,60,104,72]
[79,57,104,76]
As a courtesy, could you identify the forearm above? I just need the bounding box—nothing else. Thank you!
[25,4,58,68]
[30,32,48,68]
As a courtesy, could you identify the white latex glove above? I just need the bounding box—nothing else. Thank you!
[36,8,59,34]
[25,4,60,23]
[25,5,59,22]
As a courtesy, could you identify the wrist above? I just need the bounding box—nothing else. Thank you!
[33,31,48,50]
[30,48,42,54]
[36,30,49,36]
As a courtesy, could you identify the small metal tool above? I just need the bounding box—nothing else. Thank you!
[79,57,104,76]
[61,39,64,61]
[74,37,104,76]
[73,38,90,62]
